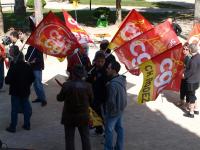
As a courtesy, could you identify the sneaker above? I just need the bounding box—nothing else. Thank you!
[22,125,30,130]
[41,101,47,107]
[183,113,194,118]
[194,111,199,115]
[90,130,104,137]
[6,127,16,133]
[32,99,42,103]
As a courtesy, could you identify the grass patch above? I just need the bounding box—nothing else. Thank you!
[80,0,186,9]
[3,8,192,32]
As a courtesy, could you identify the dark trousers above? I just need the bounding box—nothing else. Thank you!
[64,125,91,150]
[180,79,189,102]
[10,95,32,129]
[185,82,199,103]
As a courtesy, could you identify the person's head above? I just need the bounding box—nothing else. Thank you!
[94,51,105,68]
[12,46,24,63]
[100,39,109,51]
[10,31,19,43]
[72,64,87,80]
[106,61,121,77]
[182,42,190,56]
[189,43,199,55]
[80,43,89,55]
[18,30,25,42]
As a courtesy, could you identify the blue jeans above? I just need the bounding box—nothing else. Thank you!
[104,114,124,150]
[10,96,32,129]
[33,70,46,101]
[0,60,4,89]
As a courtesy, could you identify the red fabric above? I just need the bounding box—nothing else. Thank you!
[138,44,184,103]
[108,9,153,50]
[67,52,82,73]
[0,43,6,58]
[63,10,93,44]
[26,11,82,58]
[187,23,200,50]
[115,20,180,75]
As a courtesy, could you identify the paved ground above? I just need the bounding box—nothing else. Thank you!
[1,29,200,150]
[1,0,200,150]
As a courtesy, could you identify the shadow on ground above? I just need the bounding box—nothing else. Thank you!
[1,75,200,150]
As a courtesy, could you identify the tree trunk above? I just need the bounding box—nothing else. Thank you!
[0,2,4,36]
[14,0,26,15]
[34,0,43,26]
[195,0,200,23]
[116,0,122,24]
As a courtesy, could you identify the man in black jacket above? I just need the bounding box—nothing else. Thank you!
[184,43,200,118]
[5,52,35,132]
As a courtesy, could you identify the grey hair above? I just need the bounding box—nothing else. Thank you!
[189,43,198,54]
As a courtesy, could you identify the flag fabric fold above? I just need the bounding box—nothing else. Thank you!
[63,10,93,44]
[137,44,184,103]
[187,23,200,52]
[114,20,180,73]
[26,11,82,58]
[108,9,153,50]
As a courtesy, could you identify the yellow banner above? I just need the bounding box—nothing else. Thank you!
[138,60,156,103]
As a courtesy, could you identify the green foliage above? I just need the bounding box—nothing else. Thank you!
[26,0,47,8]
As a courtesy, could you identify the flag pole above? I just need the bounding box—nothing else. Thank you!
[27,47,36,62]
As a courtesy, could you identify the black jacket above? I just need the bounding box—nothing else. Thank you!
[185,53,200,83]
[25,46,44,70]
[57,79,93,126]
[5,61,35,97]
[87,67,107,106]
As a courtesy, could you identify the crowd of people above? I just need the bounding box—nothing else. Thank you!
[0,16,200,150]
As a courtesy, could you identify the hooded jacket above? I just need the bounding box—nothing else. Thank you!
[105,75,127,117]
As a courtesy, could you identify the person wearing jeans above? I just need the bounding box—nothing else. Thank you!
[10,96,32,131]
[104,114,124,150]
[104,61,127,150]
[5,52,34,132]
[33,70,46,102]
[25,46,47,107]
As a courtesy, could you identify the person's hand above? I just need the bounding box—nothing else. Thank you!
[29,58,36,64]
[182,73,185,79]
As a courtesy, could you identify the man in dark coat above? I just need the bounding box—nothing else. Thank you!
[5,52,35,133]
[184,43,200,118]
[57,65,93,150]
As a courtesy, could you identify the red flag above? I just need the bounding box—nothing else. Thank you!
[26,11,82,58]
[137,44,184,103]
[67,52,82,72]
[63,10,93,44]
[115,20,180,74]
[0,43,6,58]
[187,23,200,51]
[108,9,153,50]
[0,43,9,68]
